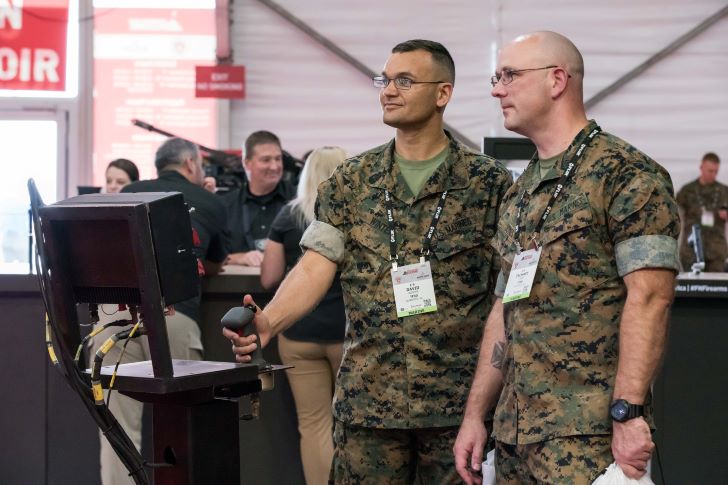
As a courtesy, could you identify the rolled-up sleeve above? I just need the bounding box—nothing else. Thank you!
[615,234,679,277]
[608,170,680,276]
[299,166,350,264]
[300,220,345,263]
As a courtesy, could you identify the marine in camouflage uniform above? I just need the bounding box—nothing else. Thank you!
[455,32,679,484]
[300,132,511,483]
[490,120,680,483]
[226,40,512,484]
[676,178,728,272]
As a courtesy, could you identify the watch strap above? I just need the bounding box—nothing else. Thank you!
[625,402,645,419]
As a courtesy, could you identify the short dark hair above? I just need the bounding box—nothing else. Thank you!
[107,158,139,182]
[392,39,455,84]
[244,131,281,160]
[154,138,200,172]
[703,152,720,164]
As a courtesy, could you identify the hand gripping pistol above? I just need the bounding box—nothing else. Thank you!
[220,304,269,369]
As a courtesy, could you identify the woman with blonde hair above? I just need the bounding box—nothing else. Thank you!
[261,146,347,485]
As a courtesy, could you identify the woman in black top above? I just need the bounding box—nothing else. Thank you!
[261,146,347,485]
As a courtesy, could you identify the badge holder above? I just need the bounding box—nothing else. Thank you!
[391,256,438,318]
[503,240,542,304]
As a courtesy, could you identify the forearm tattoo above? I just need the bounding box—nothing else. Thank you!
[490,341,506,370]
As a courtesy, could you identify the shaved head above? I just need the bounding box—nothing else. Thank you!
[512,31,584,79]
[493,31,588,148]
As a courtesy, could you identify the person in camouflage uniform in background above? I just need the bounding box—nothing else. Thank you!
[676,152,728,272]
[225,40,511,484]
[454,32,680,484]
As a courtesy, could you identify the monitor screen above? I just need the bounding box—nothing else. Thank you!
[482,137,536,161]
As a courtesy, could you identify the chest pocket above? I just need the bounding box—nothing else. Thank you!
[346,211,391,283]
[432,226,485,259]
[537,192,614,296]
[539,193,593,245]
[432,212,490,302]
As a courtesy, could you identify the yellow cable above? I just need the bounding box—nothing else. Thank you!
[92,382,105,403]
[99,337,116,355]
[91,334,120,406]
[108,320,142,393]
[89,313,143,407]
[74,323,108,363]
[45,314,59,366]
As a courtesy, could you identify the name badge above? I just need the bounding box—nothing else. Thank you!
[701,207,714,227]
[502,247,542,303]
[391,260,438,318]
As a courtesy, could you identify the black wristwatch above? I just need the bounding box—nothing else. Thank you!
[609,399,644,422]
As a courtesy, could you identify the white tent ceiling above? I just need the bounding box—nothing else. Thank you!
[228,0,728,192]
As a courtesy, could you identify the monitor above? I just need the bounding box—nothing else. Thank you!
[482,137,537,161]
[77,185,102,195]
[32,188,199,377]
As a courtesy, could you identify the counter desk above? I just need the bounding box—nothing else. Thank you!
[652,272,728,484]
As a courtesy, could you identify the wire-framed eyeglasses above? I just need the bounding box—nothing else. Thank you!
[490,65,562,87]
[373,76,446,90]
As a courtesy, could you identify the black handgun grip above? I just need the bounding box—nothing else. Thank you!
[221,305,266,368]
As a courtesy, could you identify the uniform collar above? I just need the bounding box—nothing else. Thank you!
[367,130,471,204]
[523,119,599,195]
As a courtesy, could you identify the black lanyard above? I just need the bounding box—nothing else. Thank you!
[384,189,448,269]
[513,126,602,251]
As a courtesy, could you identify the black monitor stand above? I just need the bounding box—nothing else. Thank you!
[100,359,260,484]
[30,186,278,484]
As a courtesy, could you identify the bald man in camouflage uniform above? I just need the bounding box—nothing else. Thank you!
[226,40,511,484]
[455,32,680,484]
[677,152,728,272]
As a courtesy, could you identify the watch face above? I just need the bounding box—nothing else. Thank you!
[611,401,628,421]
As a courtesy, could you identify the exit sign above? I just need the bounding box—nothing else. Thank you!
[195,65,245,99]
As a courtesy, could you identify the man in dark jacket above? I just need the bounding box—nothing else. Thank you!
[220,130,294,266]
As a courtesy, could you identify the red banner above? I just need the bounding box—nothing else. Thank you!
[0,0,69,92]
[195,65,245,99]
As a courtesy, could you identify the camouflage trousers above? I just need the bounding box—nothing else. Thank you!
[495,435,613,485]
[330,420,460,485]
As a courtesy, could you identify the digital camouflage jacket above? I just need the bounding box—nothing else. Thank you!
[493,120,680,444]
[301,132,511,428]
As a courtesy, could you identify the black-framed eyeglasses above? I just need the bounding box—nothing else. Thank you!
[372,76,446,90]
[490,65,564,87]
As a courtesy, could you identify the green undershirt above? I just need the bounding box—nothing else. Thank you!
[537,150,566,179]
[395,146,449,197]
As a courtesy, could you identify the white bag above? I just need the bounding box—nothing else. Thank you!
[592,463,654,485]
[481,449,496,485]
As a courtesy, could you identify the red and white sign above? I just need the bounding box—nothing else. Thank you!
[0,0,71,94]
[93,5,218,183]
[195,65,245,99]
